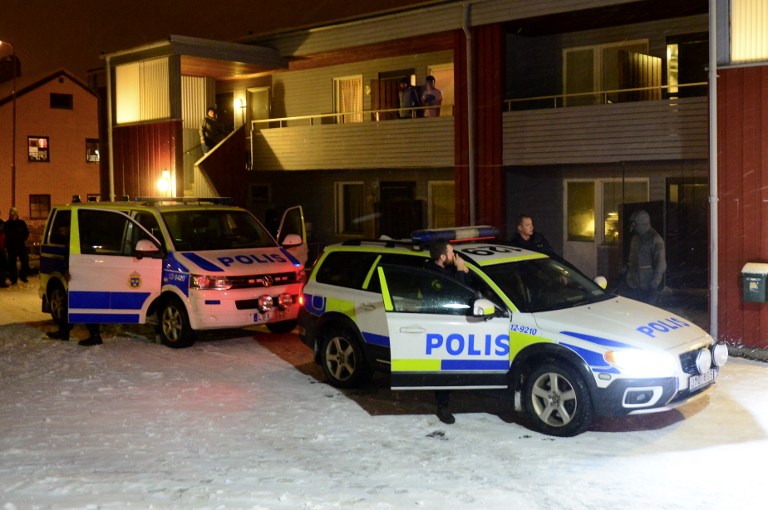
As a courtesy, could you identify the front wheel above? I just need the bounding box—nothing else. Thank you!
[319,327,370,388]
[522,362,593,437]
[158,297,196,348]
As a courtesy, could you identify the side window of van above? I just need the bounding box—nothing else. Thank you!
[48,210,72,245]
[78,210,131,256]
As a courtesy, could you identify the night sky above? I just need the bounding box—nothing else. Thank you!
[1,0,434,83]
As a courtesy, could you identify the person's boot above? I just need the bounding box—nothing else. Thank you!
[78,335,103,346]
[46,327,70,341]
[436,406,455,425]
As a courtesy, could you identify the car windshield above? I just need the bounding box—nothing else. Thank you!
[162,209,276,251]
[482,258,612,313]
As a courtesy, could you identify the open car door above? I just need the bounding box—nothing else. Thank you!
[376,264,511,391]
[277,205,308,267]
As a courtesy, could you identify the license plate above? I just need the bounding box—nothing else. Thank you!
[253,309,287,323]
[689,368,717,391]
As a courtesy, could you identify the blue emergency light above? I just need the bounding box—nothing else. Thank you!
[411,225,499,244]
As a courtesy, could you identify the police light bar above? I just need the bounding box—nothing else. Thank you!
[411,226,499,244]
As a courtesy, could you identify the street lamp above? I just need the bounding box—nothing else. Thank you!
[0,40,16,207]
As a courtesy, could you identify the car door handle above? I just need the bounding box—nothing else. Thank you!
[361,303,376,311]
[400,327,425,334]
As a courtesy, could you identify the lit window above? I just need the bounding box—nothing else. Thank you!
[567,181,595,242]
[602,180,648,245]
[333,76,363,124]
[731,0,768,62]
[86,139,100,163]
[28,136,50,162]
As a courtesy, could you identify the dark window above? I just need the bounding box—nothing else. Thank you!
[50,93,73,109]
[78,209,131,255]
[381,264,478,316]
[47,210,72,245]
[315,251,379,290]
[86,139,99,163]
[28,136,49,162]
[366,253,428,293]
[29,195,51,220]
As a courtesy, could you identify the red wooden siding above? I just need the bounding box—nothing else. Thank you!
[717,66,768,349]
[453,24,506,235]
[112,121,183,199]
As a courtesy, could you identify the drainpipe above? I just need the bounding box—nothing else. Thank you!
[106,55,115,202]
[463,3,476,225]
[708,0,718,339]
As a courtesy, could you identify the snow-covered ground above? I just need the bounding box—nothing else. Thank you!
[1,277,766,509]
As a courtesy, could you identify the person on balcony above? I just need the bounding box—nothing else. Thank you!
[420,75,443,118]
[200,106,225,154]
[398,78,420,119]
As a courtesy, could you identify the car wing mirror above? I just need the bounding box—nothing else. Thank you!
[135,239,162,259]
[281,233,303,247]
[593,276,608,289]
[473,298,497,318]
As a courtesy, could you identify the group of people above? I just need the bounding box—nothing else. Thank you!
[427,211,666,425]
[0,207,31,288]
[398,75,443,119]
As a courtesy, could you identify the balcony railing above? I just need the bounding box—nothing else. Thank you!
[251,104,455,130]
[504,82,707,111]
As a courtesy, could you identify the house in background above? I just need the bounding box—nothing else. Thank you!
[0,69,100,236]
[97,0,768,351]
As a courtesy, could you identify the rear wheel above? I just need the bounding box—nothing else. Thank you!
[319,326,370,388]
[48,284,68,326]
[522,362,593,437]
[158,297,196,348]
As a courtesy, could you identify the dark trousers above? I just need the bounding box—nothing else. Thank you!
[7,248,30,283]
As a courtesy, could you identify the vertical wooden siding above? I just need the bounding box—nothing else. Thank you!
[453,24,506,234]
[718,66,768,349]
[112,121,182,198]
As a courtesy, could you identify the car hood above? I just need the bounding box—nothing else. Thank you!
[173,248,302,276]
[531,296,711,351]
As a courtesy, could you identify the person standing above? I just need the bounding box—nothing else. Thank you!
[420,75,443,118]
[0,214,8,287]
[508,214,557,257]
[398,77,419,119]
[622,209,666,305]
[425,240,472,425]
[199,106,225,153]
[5,207,30,286]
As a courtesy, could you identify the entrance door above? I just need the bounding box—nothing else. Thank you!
[377,265,510,390]
[248,87,270,122]
[68,208,163,324]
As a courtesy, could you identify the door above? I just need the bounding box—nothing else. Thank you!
[377,265,510,390]
[248,87,270,122]
[67,208,163,324]
[277,205,308,266]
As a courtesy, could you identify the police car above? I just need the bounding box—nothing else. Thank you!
[39,197,307,348]
[297,226,728,436]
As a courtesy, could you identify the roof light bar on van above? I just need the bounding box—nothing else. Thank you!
[411,226,499,244]
[133,197,234,205]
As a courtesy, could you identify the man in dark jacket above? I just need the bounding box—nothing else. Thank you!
[5,207,30,286]
[509,214,556,257]
[622,209,666,305]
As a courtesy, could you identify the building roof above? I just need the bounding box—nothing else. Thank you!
[0,68,96,107]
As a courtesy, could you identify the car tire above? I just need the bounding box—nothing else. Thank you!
[158,297,196,348]
[266,320,297,334]
[319,326,371,388]
[522,362,593,437]
[48,283,68,326]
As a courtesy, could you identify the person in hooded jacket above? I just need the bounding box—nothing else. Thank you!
[622,209,666,305]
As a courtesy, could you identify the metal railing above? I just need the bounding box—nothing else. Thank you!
[503,82,707,111]
[251,104,455,130]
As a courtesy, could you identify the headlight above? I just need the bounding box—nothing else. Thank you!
[713,343,729,367]
[257,295,274,313]
[277,293,294,310]
[191,274,233,290]
[604,349,679,377]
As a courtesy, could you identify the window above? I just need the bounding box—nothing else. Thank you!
[47,210,71,245]
[315,252,379,290]
[382,265,477,316]
[731,0,768,62]
[86,139,100,163]
[28,136,49,162]
[666,33,708,98]
[602,180,648,245]
[50,93,73,110]
[335,182,365,234]
[78,210,132,255]
[566,181,595,242]
[564,40,657,105]
[29,195,51,220]
[333,76,363,124]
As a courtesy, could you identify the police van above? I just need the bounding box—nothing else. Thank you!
[39,197,307,348]
[298,226,728,437]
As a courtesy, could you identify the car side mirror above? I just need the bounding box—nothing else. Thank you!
[593,276,608,289]
[135,239,161,259]
[473,298,497,317]
[281,233,303,247]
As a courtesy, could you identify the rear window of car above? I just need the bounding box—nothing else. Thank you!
[315,251,379,290]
